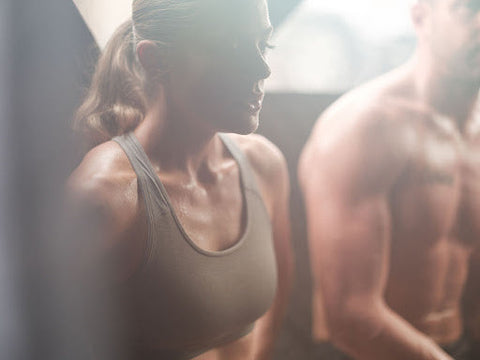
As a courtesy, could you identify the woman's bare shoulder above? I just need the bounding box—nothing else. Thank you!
[66,140,137,219]
[225,133,288,185]
[224,133,289,215]
[65,141,142,273]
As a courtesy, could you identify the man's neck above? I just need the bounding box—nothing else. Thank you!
[411,52,480,133]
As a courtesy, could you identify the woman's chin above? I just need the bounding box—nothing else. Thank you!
[221,115,259,135]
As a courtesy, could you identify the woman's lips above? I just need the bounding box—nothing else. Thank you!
[247,99,262,113]
[237,95,264,114]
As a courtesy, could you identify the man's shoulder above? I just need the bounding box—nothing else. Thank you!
[325,73,412,128]
[300,74,420,188]
[311,70,423,153]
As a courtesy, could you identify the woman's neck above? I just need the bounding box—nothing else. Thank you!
[134,95,224,182]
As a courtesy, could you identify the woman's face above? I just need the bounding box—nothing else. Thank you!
[165,0,273,135]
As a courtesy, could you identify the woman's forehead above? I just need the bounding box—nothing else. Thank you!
[196,0,271,34]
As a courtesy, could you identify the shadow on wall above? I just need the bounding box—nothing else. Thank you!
[258,93,344,360]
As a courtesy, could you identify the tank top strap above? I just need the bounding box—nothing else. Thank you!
[218,133,262,196]
[112,132,169,214]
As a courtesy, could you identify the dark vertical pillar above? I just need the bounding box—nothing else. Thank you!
[0,0,27,357]
[259,93,341,360]
[9,1,100,358]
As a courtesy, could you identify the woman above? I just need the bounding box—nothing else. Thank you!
[67,0,293,359]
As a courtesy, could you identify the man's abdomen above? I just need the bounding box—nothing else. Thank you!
[385,236,471,344]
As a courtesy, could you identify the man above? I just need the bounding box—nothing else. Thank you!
[298,0,480,359]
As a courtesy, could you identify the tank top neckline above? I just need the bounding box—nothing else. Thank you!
[127,132,251,258]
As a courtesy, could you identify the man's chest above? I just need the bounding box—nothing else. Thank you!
[390,125,480,248]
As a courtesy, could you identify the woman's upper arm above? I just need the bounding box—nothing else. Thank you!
[243,134,293,271]
[65,157,121,271]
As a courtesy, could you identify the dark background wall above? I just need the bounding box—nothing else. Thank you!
[259,94,343,359]
[0,0,25,358]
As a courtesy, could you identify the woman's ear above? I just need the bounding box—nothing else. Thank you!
[411,1,430,34]
[136,40,165,74]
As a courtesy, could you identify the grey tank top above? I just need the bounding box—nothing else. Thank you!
[112,132,278,360]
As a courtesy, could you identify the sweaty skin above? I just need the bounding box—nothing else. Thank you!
[299,62,480,360]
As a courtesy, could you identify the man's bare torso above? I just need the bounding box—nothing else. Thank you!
[386,102,480,343]
[304,67,480,345]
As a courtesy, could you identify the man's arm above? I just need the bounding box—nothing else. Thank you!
[464,250,480,341]
[299,111,453,360]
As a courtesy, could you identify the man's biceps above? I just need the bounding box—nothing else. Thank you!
[314,198,385,226]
